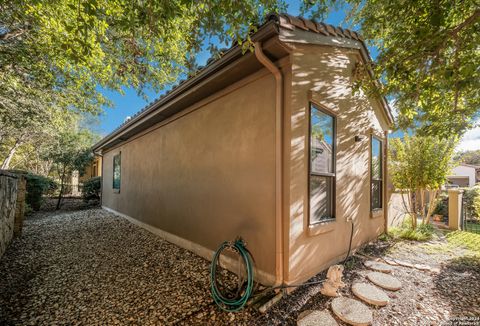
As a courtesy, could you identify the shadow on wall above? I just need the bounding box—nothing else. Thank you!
[286,45,387,281]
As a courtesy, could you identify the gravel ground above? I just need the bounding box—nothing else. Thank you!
[0,207,258,325]
[1,204,479,325]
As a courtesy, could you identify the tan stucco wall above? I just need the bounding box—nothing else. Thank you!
[102,72,277,281]
[283,44,390,284]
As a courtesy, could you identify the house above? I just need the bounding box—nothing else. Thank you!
[92,14,393,286]
[447,163,480,188]
[79,156,102,183]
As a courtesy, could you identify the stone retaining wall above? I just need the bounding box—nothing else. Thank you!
[0,171,20,258]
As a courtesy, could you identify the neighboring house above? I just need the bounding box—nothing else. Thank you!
[447,163,480,188]
[79,156,103,183]
[92,14,393,286]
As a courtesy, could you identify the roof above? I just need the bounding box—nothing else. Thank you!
[457,163,480,169]
[93,13,393,152]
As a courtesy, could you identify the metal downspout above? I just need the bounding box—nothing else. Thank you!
[254,42,284,287]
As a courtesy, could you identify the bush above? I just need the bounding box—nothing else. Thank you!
[82,176,101,201]
[24,174,57,211]
[463,185,480,219]
[390,218,435,241]
[433,192,448,221]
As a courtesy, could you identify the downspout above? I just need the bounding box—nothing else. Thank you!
[254,42,284,287]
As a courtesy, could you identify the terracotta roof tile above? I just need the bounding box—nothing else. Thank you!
[275,14,362,41]
[315,22,330,36]
[288,16,309,30]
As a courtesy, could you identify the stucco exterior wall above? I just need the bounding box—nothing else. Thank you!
[283,44,390,284]
[102,72,277,282]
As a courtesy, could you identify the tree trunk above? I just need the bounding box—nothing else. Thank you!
[425,189,438,224]
[56,166,66,210]
[1,139,22,169]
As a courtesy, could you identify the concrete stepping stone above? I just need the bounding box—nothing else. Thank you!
[352,282,390,306]
[383,257,398,266]
[414,263,430,271]
[366,272,402,291]
[364,260,394,273]
[394,259,414,268]
[331,297,373,326]
[297,310,338,326]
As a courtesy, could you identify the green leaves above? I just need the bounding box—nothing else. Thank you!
[389,135,457,191]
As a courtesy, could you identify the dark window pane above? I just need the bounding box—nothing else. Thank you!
[311,106,334,174]
[310,175,333,223]
[371,137,382,180]
[113,154,121,190]
[371,180,382,209]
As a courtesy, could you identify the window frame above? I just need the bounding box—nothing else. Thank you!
[112,152,121,193]
[307,102,336,225]
[370,135,383,211]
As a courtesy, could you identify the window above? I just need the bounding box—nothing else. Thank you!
[309,104,335,224]
[371,136,383,210]
[113,153,121,192]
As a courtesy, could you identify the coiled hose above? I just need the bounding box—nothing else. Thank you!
[210,238,254,312]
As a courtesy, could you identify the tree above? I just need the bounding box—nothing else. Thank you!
[0,0,283,168]
[47,130,96,210]
[304,1,479,137]
[389,135,456,228]
[454,149,480,165]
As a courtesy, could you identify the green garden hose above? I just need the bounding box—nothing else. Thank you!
[210,238,255,312]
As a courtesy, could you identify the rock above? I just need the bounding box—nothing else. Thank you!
[331,297,373,326]
[364,261,394,273]
[383,258,399,266]
[297,310,338,326]
[352,282,390,306]
[414,264,430,271]
[320,265,346,297]
[394,260,414,268]
[366,272,402,291]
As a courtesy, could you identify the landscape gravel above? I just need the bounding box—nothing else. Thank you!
[1,203,479,325]
[0,207,258,325]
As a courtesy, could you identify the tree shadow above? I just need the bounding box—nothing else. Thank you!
[433,255,480,317]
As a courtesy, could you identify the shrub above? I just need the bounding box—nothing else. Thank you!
[82,176,101,201]
[433,192,448,218]
[463,185,480,219]
[389,218,435,241]
[24,174,57,211]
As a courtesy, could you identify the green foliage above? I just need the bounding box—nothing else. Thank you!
[463,185,480,219]
[303,1,480,137]
[389,135,456,227]
[454,150,480,165]
[48,130,96,209]
[82,176,101,201]
[390,219,435,241]
[433,192,448,217]
[389,135,457,191]
[24,173,57,211]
